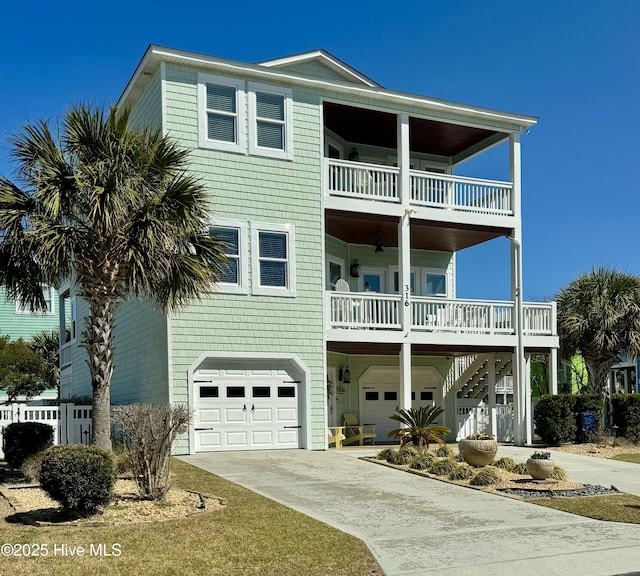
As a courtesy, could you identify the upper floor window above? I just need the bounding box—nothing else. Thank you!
[59,289,76,342]
[15,285,55,315]
[198,75,293,160]
[425,273,447,297]
[210,219,248,294]
[251,223,296,297]
[198,73,245,153]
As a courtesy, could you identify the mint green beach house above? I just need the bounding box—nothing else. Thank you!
[59,46,559,453]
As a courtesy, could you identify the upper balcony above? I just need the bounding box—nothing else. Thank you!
[325,158,514,226]
[322,101,521,231]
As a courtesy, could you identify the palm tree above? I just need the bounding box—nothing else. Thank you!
[557,267,640,395]
[0,105,225,450]
[388,406,451,451]
[29,329,63,396]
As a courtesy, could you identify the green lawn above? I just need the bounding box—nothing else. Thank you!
[0,459,382,576]
[611,452,640,464]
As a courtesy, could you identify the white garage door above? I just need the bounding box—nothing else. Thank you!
[193,364,301,452]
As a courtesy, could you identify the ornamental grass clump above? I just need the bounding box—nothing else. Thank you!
[435,445,453,458]
[470,466,501,486]
[429,459,457,476]
[510,462,528,474]
[410,452,437,471]
[494,457,517,470]
[550,465,568,481]
[376,447,396,462]
[448,464,474,481]
[391,445,419,465]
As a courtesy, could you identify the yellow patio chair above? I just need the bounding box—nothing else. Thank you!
[342,413,377,446]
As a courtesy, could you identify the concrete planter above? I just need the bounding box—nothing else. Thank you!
[458,438,498,467]
[526,458,554,480]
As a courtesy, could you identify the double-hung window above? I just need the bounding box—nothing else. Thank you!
[425,272,447,297]
[248,82,293,160]
[198,73,245,153]
[15,285,55,315]
[210,219,248,294]
[251,223,296,297]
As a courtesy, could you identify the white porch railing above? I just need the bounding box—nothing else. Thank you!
[412,297,514,334]
[326,159,399,202]
[327,292,401,329]
[410,171,513,215]
[328,293,555,336]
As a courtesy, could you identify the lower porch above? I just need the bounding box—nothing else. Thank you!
[327,342,558,447]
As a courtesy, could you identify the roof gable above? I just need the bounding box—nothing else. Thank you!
[259,50,381,88]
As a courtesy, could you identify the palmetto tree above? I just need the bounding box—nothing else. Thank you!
[388,406,451,451]
[0,105,225,450]
[557,267,640,395]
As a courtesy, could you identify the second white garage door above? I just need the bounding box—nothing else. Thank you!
[193,364,301,452]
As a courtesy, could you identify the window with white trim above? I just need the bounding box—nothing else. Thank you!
[197,73,246,153]
[251,223,296,297]
[248,82,293,160]
[424,271,447,297]
[210,220,248,294]
[15,285,55,315]
[59,289,76,343]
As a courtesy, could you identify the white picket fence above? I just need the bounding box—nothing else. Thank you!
[456,401,514,442]
[0,403,92,459]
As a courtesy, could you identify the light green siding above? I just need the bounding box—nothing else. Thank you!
[163,63,326,452]
[128,67,163,133]
[272,61,356,83]
[0,287,59,340]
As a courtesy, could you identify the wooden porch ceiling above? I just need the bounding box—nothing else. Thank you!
[327,342,554,356]
[323,102,503,160]
[325,210,508,252]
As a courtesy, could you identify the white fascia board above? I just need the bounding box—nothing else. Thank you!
[119,46,537,132]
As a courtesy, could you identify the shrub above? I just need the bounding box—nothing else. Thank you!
[391,445,419,466]
[112,404,190,500]
[510,462,528,474]
[454,451,465,462]
[409,452,437,470]
[494,457,517,470]
[376,447,396,462]
[429,459,457,476]
[448,465,474,481]
[470,467,501,486]
[434,445,453,458]
[612,394,640,443]
[39,445,115,514]
[21,451,46,483]
[534,395,577,445]
[550,465,568,481]
[2,422,54,468]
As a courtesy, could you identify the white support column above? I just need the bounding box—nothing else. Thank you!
[549,348,558,395]
[399,343,412,412]
[509,131,527,446]
[488,354,497,439]
[397,113,410,205]
[397,113,412,334]
[524,354,533,445]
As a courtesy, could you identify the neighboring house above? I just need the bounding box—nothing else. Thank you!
[0,286,60,402]
[59,46,559,453]
[610,356,637,394]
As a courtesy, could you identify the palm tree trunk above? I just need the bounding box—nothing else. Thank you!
[84,297,117,451]
[585,359,614,396]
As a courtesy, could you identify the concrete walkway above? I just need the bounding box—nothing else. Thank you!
[181,448,640,576]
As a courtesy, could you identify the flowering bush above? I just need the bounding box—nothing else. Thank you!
[530,450,552,459]
[465,432,494,440]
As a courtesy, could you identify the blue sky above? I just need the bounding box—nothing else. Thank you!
[1,0,638,301]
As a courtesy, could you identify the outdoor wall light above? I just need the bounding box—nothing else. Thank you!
[374,233,384,253]
[339,364,351,384]
[350,259,361,278]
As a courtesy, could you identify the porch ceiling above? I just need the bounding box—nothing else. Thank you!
[327,342,555,356]
[325,210,508,252]
[323,102,504,160]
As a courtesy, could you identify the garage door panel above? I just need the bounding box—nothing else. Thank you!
[194,362,301,452]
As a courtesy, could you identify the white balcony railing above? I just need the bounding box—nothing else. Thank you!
[327,292,556,336]
[326,159,399,202]
[327,292,401,329]
[410,171,513,215]
[325,159,514,217]
[412,297,514,334]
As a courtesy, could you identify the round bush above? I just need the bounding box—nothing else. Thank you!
[2,422,54,469]
[448,464,474,481]
[410,452,437,470]
[21,452,46,483]
[429,459,457,476]
[434,445,453,458]
[376,448,396,462]
[39,445,116,514]
[470,467,501,486]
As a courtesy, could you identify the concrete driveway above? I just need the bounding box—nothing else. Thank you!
[181,449,640,576]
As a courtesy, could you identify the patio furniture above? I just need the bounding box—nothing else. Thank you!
[342,413,377,446]
[327,426,346,449]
